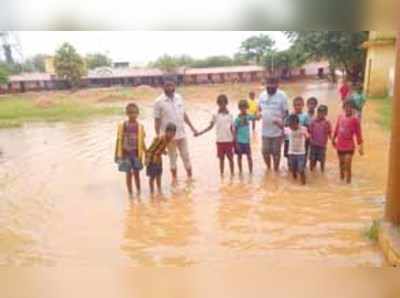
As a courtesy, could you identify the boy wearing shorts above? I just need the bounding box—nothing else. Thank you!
[196,94,235,176]
[309,105,332,172]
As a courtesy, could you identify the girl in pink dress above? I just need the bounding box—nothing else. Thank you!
[332,100,364,184]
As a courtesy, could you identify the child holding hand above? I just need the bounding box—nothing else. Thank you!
[234,100,260,174]
[196,94,235,176]
[145,123,177,195]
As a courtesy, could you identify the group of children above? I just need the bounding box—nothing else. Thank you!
[195,91,363,186]
[115,88,364,197]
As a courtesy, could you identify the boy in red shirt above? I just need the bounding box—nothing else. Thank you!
[332,100,364,184]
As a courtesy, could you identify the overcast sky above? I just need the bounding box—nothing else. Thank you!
[15,31,291,66]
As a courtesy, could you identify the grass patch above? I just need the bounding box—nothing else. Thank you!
[0,98,121,128]
[364,220,381,242]
[370,96,392,129]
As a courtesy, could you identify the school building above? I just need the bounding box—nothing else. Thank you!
[363,31,397,97]
[0,62,329,94]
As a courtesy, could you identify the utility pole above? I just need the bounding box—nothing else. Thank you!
[385,32,400,224]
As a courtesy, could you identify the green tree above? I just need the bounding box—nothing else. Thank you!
[150,54,179,73]
[54,43,86,88]
[85,53,112,70]
[286,31,368,83]
[191,56,235,68]
[174,55,195,67]
[0,64,9,84]
[232,53,250,66]
[240,34,275,64]
[22,54,50,72]
[263,46,309,78]
[31,54,50,72]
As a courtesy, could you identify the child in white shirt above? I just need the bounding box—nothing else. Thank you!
[284,114,309,185]
[196,94,235,176]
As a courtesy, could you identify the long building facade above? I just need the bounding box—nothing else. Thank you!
[0,63,328,94]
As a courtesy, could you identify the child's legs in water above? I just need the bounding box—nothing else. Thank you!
[227,154,234,175]
[126,172,133,194]
[298,155,306,185]
[338,152,346,180]
[133,170,141,193]
[310,159,317,171]
[344,153,353,183]
[219,157,225,175]
[237,154,243,173]
[320,158,326,172]
[289,155,297,179]
[156,174,162,193]
[246,153,253,174]
[149,177,155,194]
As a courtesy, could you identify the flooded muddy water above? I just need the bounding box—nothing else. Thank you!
[0,82,389,267]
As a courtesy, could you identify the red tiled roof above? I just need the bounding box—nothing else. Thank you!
[9,73,54,82]
[183,65,264,75]
[10,63,319,83]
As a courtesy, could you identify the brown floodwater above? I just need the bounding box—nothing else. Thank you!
[0,82,390,268]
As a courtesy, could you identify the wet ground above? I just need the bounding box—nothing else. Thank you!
[0,81,389,267]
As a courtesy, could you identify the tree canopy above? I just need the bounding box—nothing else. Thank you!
[150,54,180,73]
[263,46,309,76]
[239,34,275,64]
[149,54,248,70]
[85,53,112,70]
[21,54,51,73]
[0,64,9,84]
[285,31,369,82]
[54,43,86,88]
[190,56,240,68]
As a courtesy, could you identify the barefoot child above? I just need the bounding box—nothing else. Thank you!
[285,114,309,185]
[332,100,364,184]
[309,105,332,172]
[247,91,258,132]
[145,123,177,195]
[234,100,259,174]
[115,103,146,197]
[196,94,235,176]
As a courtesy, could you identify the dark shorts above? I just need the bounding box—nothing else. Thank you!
[235,143,251,156]
[118,154,143,173]
[217,142,234,159]
[310,145,327,162]
[337,150,354,156]
[289,154,306,173]
[262,137,282,157]
[146,163,163,178]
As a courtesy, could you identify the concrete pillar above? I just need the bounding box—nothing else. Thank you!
[385,32,400,224]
